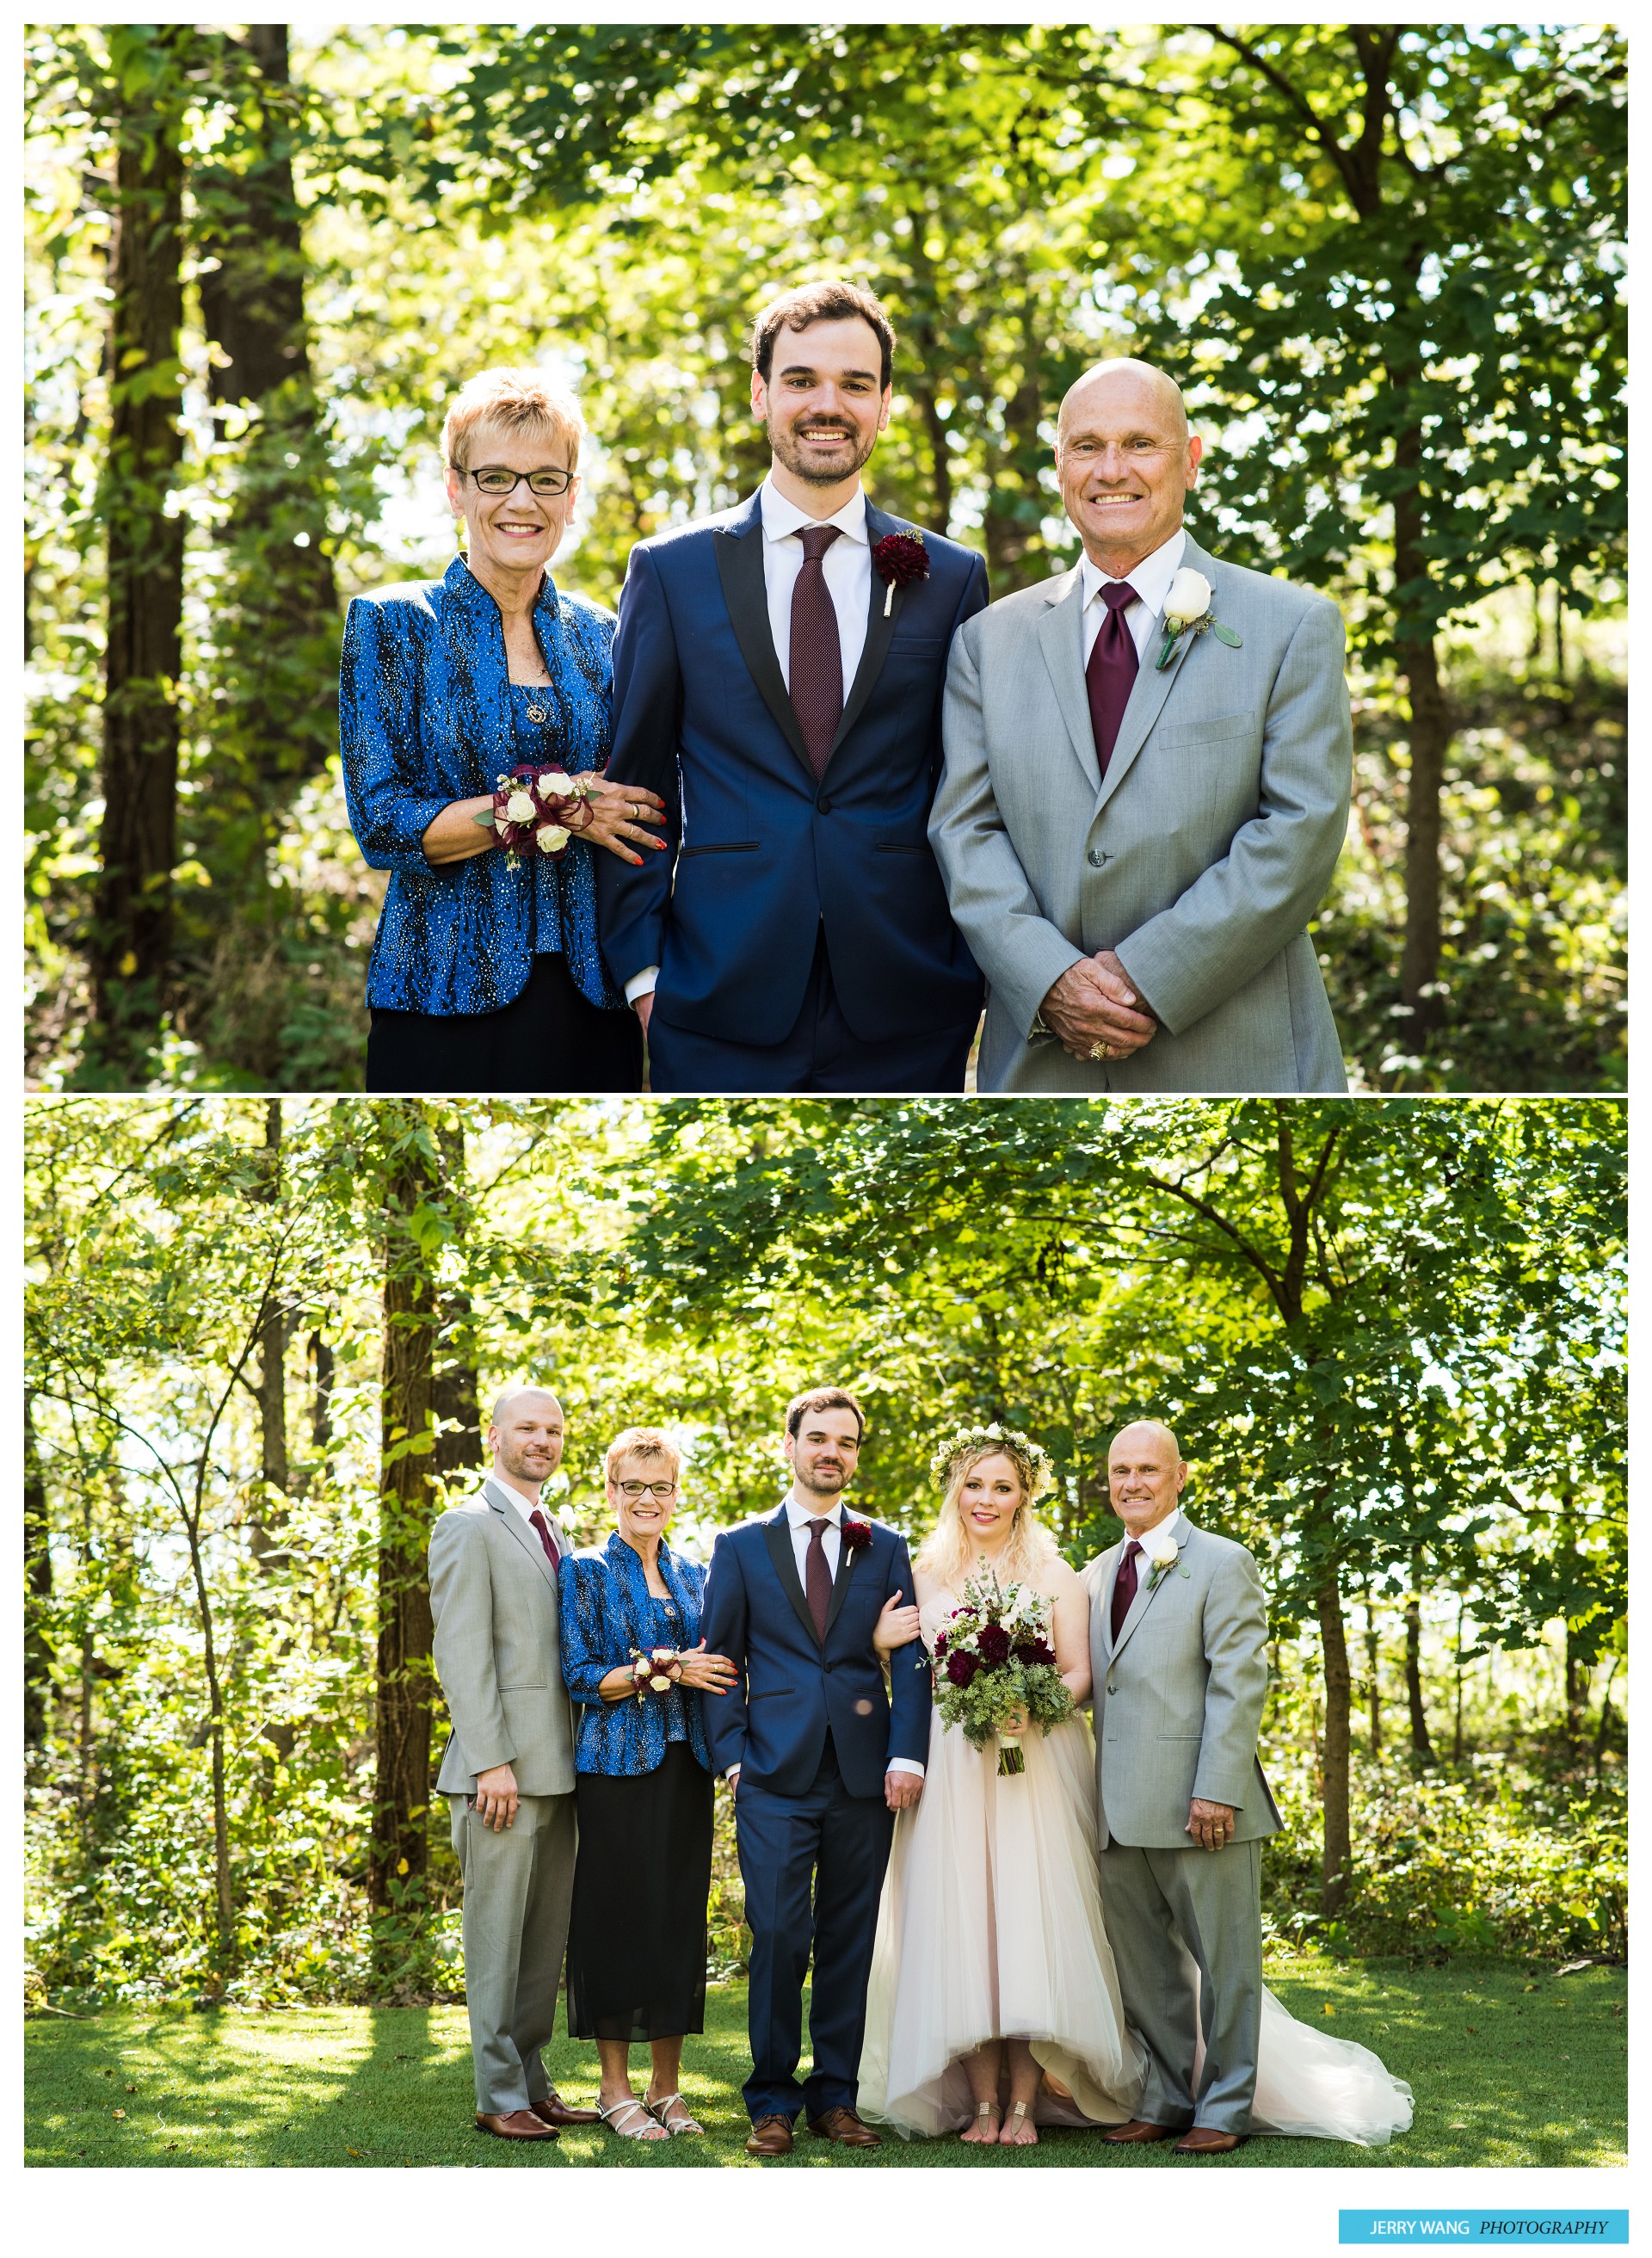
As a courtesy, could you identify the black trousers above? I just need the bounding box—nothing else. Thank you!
[566,1744,715,2043]
[367,953,644,1095]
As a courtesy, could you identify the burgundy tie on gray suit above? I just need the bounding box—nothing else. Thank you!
[527,1508,560,1574]
[1110,1538,1143,1644]
[1085,580,1139,780]
[790,524,843,781]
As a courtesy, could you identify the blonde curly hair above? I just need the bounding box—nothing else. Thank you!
[915,1438,1059,1592]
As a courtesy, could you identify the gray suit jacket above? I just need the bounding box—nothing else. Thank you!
[429,1477,576,1798]
[1088,1515,1282,1851]
[929,532,1352,1092]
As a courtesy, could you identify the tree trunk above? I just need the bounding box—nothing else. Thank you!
[24,1396,54,1747]
[1390,422,1452,1042]
[1593,1656,1619,1777]
[1404,1552,1435,1762]
[1316,1570,1353,1916]
[1452,1595,1467,1762]
[371,1111,440,1956]
[311,1331,335,1450]
[88,27,188,1080]
[251,1100,289,1565]
[1363,1590,1382,1755]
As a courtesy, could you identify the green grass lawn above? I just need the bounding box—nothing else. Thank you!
[24,1957,1625,2170]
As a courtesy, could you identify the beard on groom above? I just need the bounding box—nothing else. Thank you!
[1088,1420,1283,2156]
[697,1388,934,2153]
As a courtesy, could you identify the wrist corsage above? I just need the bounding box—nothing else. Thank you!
[871,529,929,618]
[473,763,601,867]
[631,1647,684,1700]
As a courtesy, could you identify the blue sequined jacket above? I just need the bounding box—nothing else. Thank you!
[339,554,625,1015]
[558,1533,712,1778]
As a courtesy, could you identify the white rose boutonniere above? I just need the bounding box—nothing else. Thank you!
[1156,566,1242,672]
[1139,1520,1189,1589]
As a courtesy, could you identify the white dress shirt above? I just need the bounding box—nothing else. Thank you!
[484,1472,560,1558]
[1079,526,1187,668]
[724,1490,925,1780]
[625,478,872,1007]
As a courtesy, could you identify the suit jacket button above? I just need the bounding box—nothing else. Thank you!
[1088,848,1106,867]
[818,796,832,814]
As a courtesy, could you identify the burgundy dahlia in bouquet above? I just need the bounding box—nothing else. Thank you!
[472,763,602,868]
[930,1564,1070,1774]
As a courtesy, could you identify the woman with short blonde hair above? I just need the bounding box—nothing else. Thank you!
[340,367,668,1093]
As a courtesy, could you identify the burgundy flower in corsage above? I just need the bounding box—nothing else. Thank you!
[473,762,601,870]
[630,1646,684,1700]
[871,528,929,617]
[839,1516,874,1555]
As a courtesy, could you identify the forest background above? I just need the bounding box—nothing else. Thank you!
[24,21,1627,1096]
[23,1095,1625,2014]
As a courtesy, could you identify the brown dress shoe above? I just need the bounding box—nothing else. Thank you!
[475,2108,558,2140]
[807,2106,882,2148]
[1174,2126,1248,2155]
[1104,2119,1181,2144]
[532,2091,601,2127]
[745,2114,795,2155]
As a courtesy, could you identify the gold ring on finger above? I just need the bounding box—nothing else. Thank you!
[1088,1040,1116,1062]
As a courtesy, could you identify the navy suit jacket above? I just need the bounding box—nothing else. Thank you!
[699,1507,933,1800]
[595,490,989,1047]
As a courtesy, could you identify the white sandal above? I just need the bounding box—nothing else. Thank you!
[598,2096,668,2141]
[645,2091,704,2136]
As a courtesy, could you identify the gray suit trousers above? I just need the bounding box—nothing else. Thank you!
[451,1789,576,2115]
[1097,1837,1262,2134]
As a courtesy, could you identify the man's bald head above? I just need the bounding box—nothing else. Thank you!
[1057,358,1188,446]
[1106,1418,1188,1536]
[489,1384,562,1431]
[487,1387,565,1498]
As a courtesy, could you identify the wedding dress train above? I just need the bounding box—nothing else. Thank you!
[857,1591,1413,2146]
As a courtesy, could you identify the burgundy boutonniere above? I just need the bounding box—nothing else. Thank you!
[839,1516,874,1555]
[871,529,929,617]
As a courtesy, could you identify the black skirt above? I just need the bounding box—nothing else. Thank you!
[366,952,644,1095]
[566,1741,714,2043]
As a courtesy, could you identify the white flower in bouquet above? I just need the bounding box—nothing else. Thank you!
[1162,568,1213,628]
[505,789,537,824]
[535,823,570,853]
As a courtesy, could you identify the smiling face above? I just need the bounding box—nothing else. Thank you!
[488,1391,565,1494]
[446,417,579,584]
[785,1404,863,1499]
[608,1452,679,1550]
[1055,363,1201,577]
[1106,1422,1187,1538]
[753,316,892,502]
[956,1451,1026,1552]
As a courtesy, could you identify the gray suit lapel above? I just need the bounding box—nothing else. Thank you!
[484,1478,560,1595]
[712,495,816,784]
[1035,568,1102,799]
[762,1508,821,1645]
[1109,1519,1192,1665]
[1094,530,1223,817]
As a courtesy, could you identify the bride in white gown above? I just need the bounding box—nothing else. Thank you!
[856,1430,1413,2149]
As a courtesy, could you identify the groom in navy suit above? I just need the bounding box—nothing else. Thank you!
[596,281,988,1090]
[699,1388,932,2153]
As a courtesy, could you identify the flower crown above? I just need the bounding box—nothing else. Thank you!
[928,1422,1054,1499]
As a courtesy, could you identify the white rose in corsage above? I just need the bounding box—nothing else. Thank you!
[630,1645,684,1700]
[504,789,538,824]
[1138,1518,1188,1591]
[1155,566,1242,673]
[535,823,570,854]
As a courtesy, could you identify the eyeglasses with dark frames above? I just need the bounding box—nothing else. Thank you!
[616,1478,678,1500]
[461,466,574,497]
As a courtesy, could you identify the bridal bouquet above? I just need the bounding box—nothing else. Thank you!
[930,1567,1072,1774]
[472,763,602,867]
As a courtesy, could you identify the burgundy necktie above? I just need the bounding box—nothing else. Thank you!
[804,1516,834,1641]
[528,1508,561,1575]
[1085,580,1139,780]
[790,525,843,781]
[1110,1539,1143,1644]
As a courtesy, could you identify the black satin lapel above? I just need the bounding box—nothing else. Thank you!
[823,1530,860,1640]
[831,541,902,756]
[762,1515,821,1645]
[713,525,816,782]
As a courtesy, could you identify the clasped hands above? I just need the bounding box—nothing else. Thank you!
[1186,1796,1236,1852]
[1039,950,1157,1064]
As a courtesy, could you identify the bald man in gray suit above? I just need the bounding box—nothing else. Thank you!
[931,358,1352,1093]
[429,1386,600,2142]
[1086,1422,1281,2155]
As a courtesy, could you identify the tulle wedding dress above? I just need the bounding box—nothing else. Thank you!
[857,1589,1414,2146]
